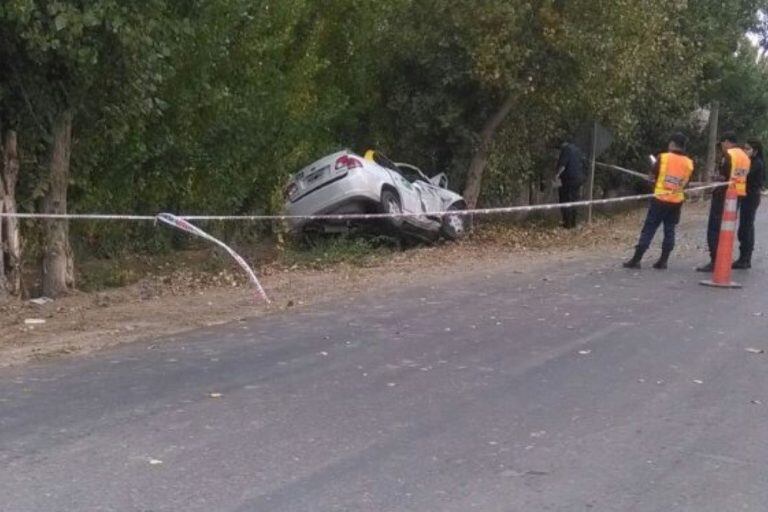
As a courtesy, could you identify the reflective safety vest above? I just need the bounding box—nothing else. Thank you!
[654,152,695,203]
[727,147,751,197]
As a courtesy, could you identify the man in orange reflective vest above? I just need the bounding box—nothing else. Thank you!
[696,131,751,272]
[624,133,695,270]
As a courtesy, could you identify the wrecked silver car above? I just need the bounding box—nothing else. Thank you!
[284,150,470,241]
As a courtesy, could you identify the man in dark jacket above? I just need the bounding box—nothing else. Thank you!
[555,142,586,229]
[733,138,765,269]
[697,132,751,272]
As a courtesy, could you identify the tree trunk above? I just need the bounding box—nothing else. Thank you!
[463,94,516,209]
[0,131,6,301]
[42,110,74,298]
[2,130,22,296]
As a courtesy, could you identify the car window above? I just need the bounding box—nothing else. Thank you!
[365,150,431,184]
[365,150,399,172]
[396,165,429,184]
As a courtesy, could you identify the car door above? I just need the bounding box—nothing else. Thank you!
[365,151,422,216]
[393,165,446,232]
[389,170,424,216]
[396,164,442,216]
[415,181,445,215]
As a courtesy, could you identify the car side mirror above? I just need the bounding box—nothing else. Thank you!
[431,173,449,189]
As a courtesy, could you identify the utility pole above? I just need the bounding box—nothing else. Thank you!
[587,121,597,224]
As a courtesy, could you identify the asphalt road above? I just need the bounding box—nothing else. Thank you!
[2,209,768,512]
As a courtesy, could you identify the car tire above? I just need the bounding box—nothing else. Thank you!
[441,203,471,240]
[380,189,404,232]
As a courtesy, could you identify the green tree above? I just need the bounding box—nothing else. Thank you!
[3,0,768,296]
[0,0,173,295]
[704,40,768,139]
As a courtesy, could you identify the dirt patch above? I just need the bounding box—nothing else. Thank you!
[1,204,707,368]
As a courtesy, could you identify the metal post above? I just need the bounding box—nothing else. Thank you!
[587,121,597,224]
[705,102,719,183]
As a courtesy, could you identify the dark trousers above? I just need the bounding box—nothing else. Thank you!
[738,194,761,260]
[636,198,682,255]
[706,189,726,259]
[559,182,582,228]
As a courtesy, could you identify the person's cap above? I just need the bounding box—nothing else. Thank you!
[719,131,738,144]
[669,132,688,149]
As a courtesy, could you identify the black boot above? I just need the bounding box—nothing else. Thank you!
[732,255,752,270]
[623,248,644,269]
[653,249,672,270]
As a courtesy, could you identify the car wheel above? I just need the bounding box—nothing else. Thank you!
[441,204,471,240]
[381,189,404,231]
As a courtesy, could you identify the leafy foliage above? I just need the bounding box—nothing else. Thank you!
[1,0,768,261]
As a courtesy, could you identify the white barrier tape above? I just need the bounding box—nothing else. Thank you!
[180,183,728,222]
[0,213,155,220]
[0,183,728,306]
[156,213,271,304]
[596,162,652,181]
[597,162,711,188]
[0,183,728,223]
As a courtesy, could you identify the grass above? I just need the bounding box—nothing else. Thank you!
[72,204,646,293]
[77,260,143,292]
[76,234,397,292]
[280,234,397,269]
[76,250,234,292]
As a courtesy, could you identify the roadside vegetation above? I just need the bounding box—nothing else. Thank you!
[1,2,767,299]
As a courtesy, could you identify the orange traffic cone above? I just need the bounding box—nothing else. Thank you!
[701,185,742,289]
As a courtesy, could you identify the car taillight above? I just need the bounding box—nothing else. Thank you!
[335,155,363,171]
[284,182,298,200]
